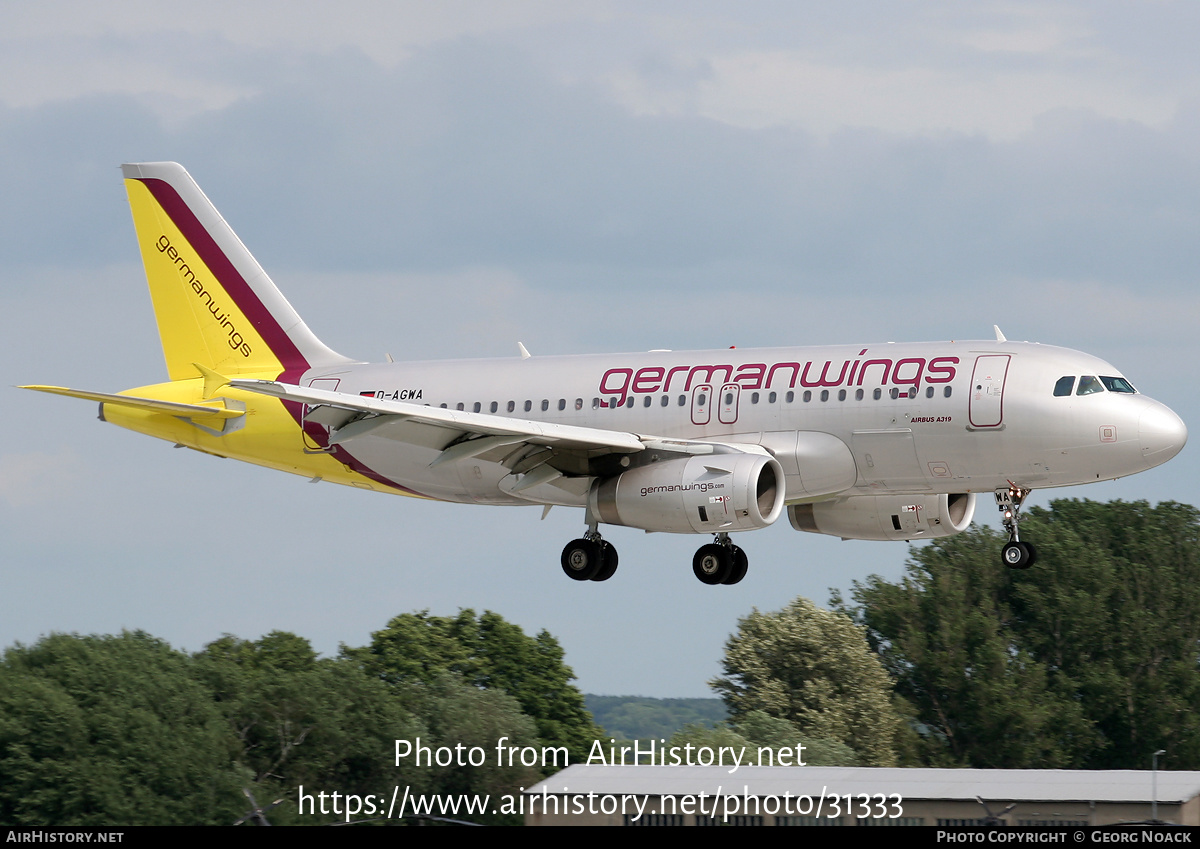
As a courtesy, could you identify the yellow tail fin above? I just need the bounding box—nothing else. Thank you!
[122,162,351,380]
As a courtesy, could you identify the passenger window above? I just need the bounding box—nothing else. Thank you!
[820,390,829,402]
[575,398,583,410]
[507,401,515,413]
[626,397,634,408]
[473,402,482,413]
[837,389,846,401]
[490,401,499,413]
[786,391,794,403]
[943,386,952,398]
[456,402,465,411]
[661,395,669,407]
[925,386,934,399]
[541,399,549,412]
[1076,376,1104,396]
[751,392,760,404]
[1054,376,1075,397]
[769,391,777,403]
[889,387,899,399]
[803,391,812,402]
[524,400,531,412]
[874,388,882,400]
[558,399,566,411]
[644,396,652,407]
[678,395,686,406]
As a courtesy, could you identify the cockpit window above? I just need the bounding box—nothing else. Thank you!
[1076,375,1104,396]
[1100,376,1136,394]
[1054,376,1075,397]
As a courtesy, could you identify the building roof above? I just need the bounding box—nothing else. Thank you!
[525,766,1200,804]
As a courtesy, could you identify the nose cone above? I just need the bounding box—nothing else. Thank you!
[1140,401,1188,467]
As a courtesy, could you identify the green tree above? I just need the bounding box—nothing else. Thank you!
[711,597,902,766]
[0,632,244,825]
[842,525,1096,767]
[669,710,859,766]
[194,631,427,825]
[586,695,727,741]
[1011,500,1200,768]
[845,499,1200,769]
[348,609,601,761]
[397,671,542,824]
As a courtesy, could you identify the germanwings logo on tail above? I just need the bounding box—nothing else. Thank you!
[155,233,252,357]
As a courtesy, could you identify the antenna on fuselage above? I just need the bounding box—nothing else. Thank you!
[993,325,1007,342]
[518,342,532,359]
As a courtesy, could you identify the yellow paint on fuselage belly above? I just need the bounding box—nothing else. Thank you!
[103,377,425,497]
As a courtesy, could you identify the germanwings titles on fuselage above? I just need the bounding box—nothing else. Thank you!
[22,162,1187,586]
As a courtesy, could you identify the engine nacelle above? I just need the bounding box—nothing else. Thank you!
[788,492,976,541]
[589,453,786,534]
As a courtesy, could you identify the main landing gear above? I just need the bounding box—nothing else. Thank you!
[560,528,749,585]
[561,527,619,582]
[996,483,1037,569]
[692,533,748,586]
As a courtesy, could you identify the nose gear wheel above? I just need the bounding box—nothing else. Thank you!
[996,483,1037,569]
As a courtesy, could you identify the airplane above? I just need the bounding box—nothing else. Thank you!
[22,162,1188,585]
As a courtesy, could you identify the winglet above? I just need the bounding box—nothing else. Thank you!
[993,325,1007,342]
[193,363,231,399]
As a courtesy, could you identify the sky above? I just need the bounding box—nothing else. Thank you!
[1,1,1197,698]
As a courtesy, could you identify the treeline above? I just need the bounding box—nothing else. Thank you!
[584,696,726,741]
[5,499,1196,824]
[0,610,600,826]
[711,500,1200,770]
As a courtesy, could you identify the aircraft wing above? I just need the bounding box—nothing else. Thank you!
[225,378,722,460]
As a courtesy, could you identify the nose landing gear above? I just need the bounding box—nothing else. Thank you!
[996,483,1037,569]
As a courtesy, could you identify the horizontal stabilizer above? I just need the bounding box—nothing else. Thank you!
[20,385,244,420]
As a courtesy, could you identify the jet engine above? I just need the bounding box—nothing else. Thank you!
[589,452,785,534]
[788,492,976,541]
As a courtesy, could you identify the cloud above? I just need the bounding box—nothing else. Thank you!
[0,450,79,507]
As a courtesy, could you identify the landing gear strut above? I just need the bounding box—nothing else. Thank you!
[996,483,1037,569]
[561,525,618,582]
[692,533,748,586]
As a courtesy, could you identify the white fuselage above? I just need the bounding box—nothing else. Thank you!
[297,339,1185,508]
